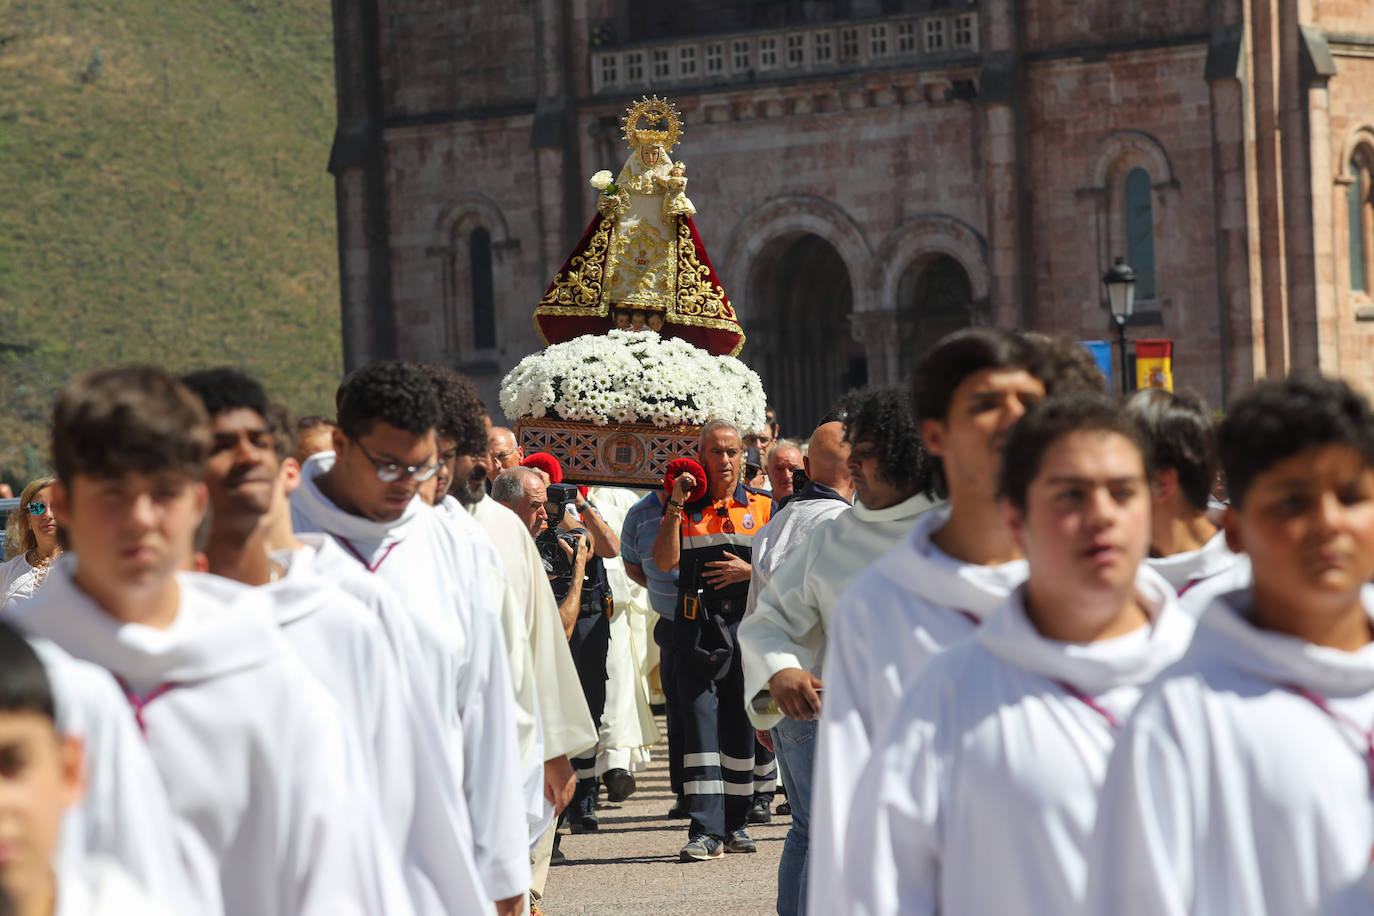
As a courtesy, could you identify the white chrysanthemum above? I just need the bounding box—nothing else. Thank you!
[499,331,767,430]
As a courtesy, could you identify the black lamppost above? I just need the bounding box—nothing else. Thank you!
[1102,257,1137,395]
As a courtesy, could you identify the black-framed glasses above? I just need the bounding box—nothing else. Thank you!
[714,505,735,534]
[26,502,48,516]
[353,438,440,483]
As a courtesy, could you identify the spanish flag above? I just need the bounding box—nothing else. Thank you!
[1135,339,1173,391]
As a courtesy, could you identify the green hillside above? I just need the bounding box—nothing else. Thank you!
[0,0,342,483]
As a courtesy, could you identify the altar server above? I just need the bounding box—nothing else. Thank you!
[809,329,1048,908]
[181,368,490,916]
[838,393,1192,915]
[30,637,208,913]
[740,389,931,916]
[0,621,174,916]
[1124,388,1244,598]
[1087,374,1374,916]
[10,366,404,916]
[290,361,529,915]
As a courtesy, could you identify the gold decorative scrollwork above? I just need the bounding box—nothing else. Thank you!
[674,218,736,322]
[539,219,613,315]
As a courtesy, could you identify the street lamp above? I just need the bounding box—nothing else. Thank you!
[1102,256,1137,395]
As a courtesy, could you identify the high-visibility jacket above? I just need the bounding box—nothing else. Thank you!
[676,482,772,602]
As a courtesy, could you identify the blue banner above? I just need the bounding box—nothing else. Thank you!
[1079,341,1113,392]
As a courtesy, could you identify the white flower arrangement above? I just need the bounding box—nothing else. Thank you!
[589,170,614,191]
[500,330,767,432]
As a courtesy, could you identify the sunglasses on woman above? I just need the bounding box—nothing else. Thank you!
[26,502,48,516]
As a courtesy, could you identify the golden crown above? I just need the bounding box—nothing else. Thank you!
[622,95,684,151]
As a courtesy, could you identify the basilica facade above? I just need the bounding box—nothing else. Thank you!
[329,0,1374,427]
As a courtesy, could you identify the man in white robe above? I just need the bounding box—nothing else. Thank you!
[420,369,596,900]
[11,366,406,916]
[838,393,1193,916]
[288,361,529,915]
[809,329,1051,910]
[181,367,490,916]
[1124,388,1244,598]
[1087,374,1374,916]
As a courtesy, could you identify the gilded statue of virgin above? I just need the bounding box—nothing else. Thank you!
[534,96,744,356]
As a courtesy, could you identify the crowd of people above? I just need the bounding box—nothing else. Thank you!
[2,326,1374,915]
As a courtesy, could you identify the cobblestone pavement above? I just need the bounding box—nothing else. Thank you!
[539,728,789,916]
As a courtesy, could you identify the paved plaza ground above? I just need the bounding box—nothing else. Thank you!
[540,722,789,916]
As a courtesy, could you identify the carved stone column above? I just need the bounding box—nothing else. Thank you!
[850,310,902,387]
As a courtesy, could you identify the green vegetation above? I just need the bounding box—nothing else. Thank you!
[0,0,342,484]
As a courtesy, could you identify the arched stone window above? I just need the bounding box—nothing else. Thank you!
[1348,148,1372,293]
[1125,167,1156,301]
[469,227,496,349]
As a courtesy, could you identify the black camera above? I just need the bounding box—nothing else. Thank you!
[543,482,579,527]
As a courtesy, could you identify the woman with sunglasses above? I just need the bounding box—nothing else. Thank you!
[1,476,61,611]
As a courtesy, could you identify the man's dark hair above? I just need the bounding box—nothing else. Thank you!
[335,361,440,441]
[911,328,1049,424]
[1219,373,1374,509]
[1025,333,1109,396]
[838,385,931,498]
[1124,388,1217,511]
[998,393,1151,513]
[411,364,489,458]
[0,619,56,723]
[180,367,271,422]
[52,367,211,483]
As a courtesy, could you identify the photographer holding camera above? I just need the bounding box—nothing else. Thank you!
[493,467,614,843]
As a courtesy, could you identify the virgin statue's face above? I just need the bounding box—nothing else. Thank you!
[641,146,659,167]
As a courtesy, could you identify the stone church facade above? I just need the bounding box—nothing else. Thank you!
[329,0,1374,429]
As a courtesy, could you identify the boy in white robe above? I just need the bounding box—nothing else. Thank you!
[810,329,1052,908]
[839,393,1194,916]
[1124,388,1244,599]
[1087,374,1374,915]
[0,621,173,916]
[288,360,529,915]
[33,639,211,913]
[181,367,490,916]
[9,366,402,916]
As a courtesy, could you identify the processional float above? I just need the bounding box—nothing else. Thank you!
[501,96,766,486]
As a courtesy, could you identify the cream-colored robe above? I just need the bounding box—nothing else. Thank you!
[589,487,661,773]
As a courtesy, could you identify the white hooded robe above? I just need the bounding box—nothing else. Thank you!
[291,452,530,900]
[809,506,1027,914]
[265,541,490,915]
[1085,585,1374,916]
[836,568,1192,915]
[11,561,408,916]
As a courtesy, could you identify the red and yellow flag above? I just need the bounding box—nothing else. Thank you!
[1134,339,1173,391]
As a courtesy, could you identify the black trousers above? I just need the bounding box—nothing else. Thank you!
[653,616,685,797]
[568,611,610,818]
[673,607,753,840]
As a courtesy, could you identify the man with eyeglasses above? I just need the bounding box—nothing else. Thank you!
[652,418,772,862]
[489,426,525,471]
[291,360,531,916]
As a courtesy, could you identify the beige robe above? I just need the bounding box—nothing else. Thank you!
[589,487,662,773]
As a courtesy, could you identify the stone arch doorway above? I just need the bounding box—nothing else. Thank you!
[896,254,976,379]
[741,233,865,434]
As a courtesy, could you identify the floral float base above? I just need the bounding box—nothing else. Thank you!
[514,417,701,488]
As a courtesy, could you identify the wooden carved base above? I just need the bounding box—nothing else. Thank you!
[514,417,701,487]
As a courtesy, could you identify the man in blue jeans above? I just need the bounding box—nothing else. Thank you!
[619,488,684,815]
[740,387,936,914]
